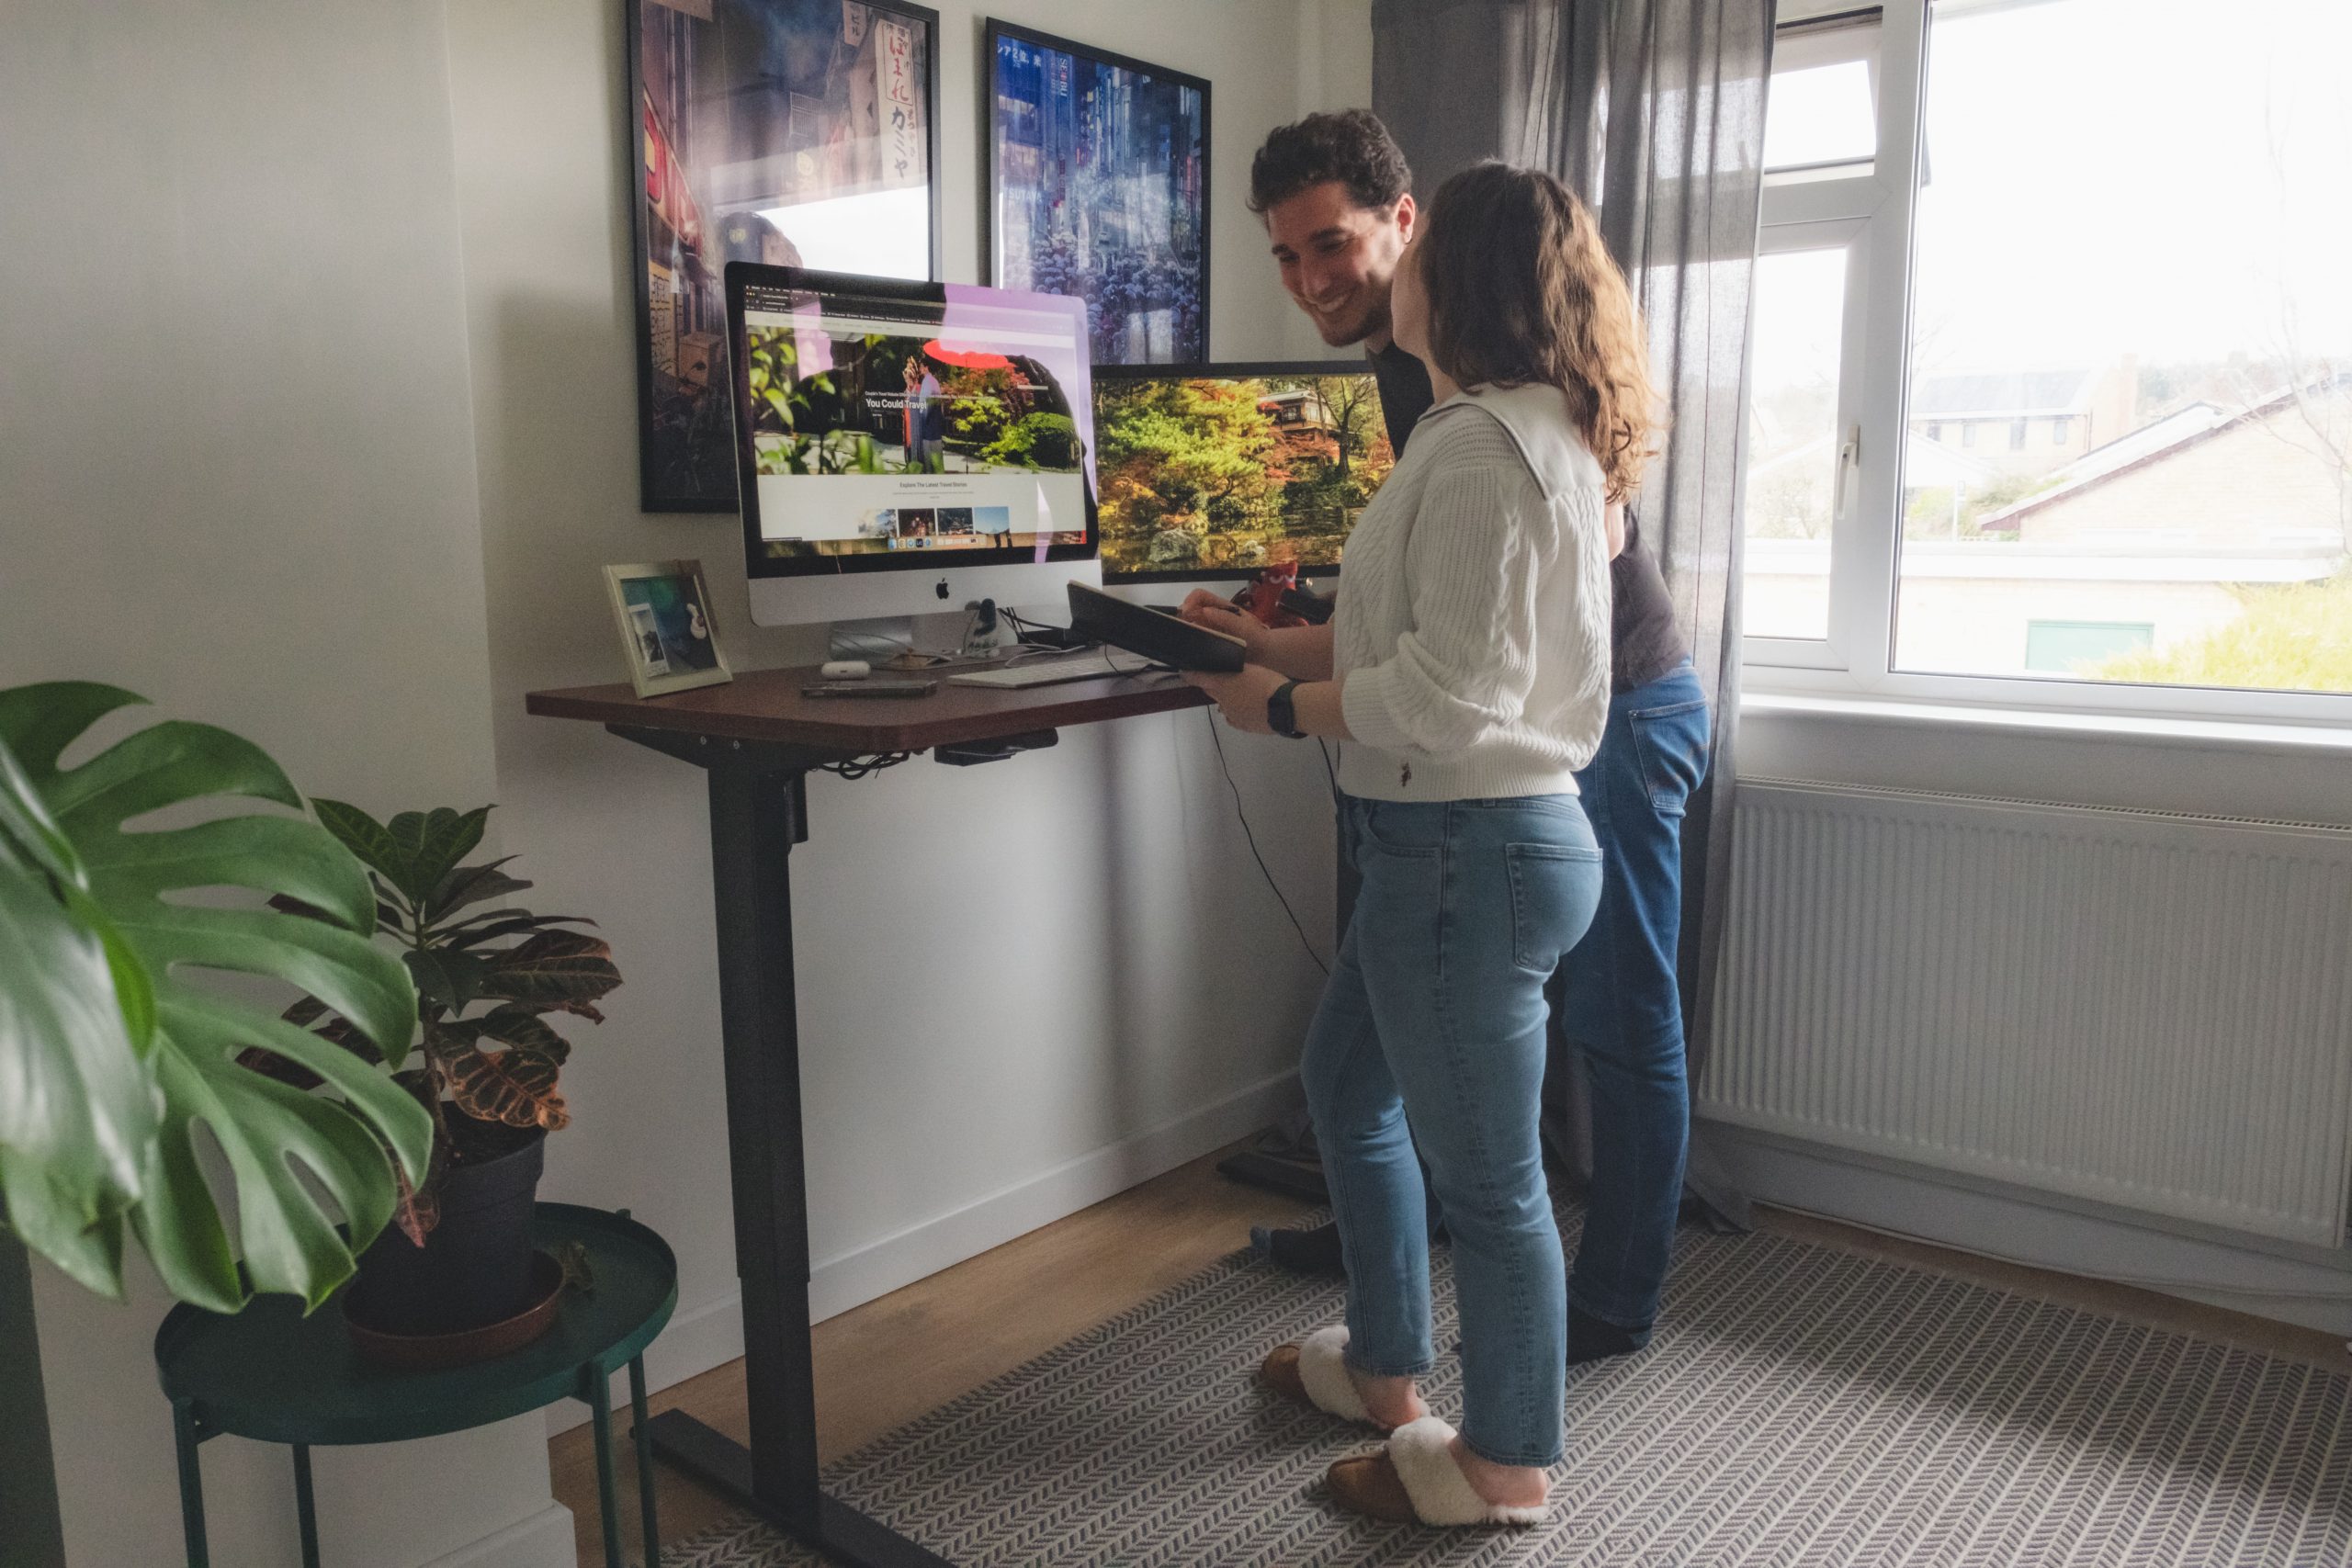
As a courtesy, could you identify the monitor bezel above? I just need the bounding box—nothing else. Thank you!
[724,262,1100,581]
[1091,359,1384,585]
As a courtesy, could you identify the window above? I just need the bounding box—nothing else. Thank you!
[1740,1,2352,716]
[1762,13,1880,175]
[1742,244,1852,640]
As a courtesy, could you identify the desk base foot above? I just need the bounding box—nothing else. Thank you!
[644,1411,955,1568]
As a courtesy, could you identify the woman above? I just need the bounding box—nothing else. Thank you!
[1181,161,1656,1527]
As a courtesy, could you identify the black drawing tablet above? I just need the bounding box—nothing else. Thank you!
[1067,582,1249,673]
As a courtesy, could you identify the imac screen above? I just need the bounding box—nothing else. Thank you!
[1092,364,1395,582]
[727,265,1097,575]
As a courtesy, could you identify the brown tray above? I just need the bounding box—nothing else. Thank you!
[343,1249,565,1371]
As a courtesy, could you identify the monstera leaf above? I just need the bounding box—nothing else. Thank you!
[0,683,429,1311]
[0,737,158,1296]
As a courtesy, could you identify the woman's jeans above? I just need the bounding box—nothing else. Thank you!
[1556,660,1712,1338]
[1304,793,1603,1468]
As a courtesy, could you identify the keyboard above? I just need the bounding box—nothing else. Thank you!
[944,649,1153,689]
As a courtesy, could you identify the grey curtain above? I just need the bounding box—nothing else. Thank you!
[1374,0,1773,1227]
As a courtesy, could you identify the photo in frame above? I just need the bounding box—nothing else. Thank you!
[604,560,734,696]
[985,21,1209,365]
[628,0,943,511]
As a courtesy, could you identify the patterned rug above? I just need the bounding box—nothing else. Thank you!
[664,1202,2352,1566]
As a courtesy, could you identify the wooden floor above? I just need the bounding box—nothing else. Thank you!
[550,1137,2346,1567]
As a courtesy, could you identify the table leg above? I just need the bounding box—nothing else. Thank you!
[629,1357,661,1568]
[588,1368,624,1568]
[171,1400,209,1568]
[291,1444,321,1568]
[633,751,952,1566]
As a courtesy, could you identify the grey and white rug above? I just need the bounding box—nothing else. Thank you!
[667,1203,2352,1566]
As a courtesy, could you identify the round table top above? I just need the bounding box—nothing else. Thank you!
[153,1202,677,1447]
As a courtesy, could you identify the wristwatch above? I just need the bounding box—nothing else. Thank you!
[1266,680,1307,739]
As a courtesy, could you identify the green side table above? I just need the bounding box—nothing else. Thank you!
[153,1203,677,1568]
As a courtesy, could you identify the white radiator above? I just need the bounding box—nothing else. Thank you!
[1700,779,2352,1247]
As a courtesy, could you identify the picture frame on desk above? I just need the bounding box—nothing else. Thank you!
[605,559,734,697]
[984,19,1209,365]
[626,0,944,512]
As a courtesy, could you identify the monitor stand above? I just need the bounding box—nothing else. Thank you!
[826,610,1017,671]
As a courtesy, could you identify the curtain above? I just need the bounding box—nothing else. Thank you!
[1374,0,1773,1227]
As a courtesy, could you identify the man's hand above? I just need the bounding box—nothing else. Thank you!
[1181,663,1287,734]
[1178,589,1270,662]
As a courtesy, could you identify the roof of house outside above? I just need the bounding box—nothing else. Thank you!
[1980,374,2350,529]
[2045,402,2223,489]
[1911,367,2103,419]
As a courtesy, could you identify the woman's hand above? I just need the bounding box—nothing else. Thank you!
[1181,662,1287,734]
[1178,589,1270,662]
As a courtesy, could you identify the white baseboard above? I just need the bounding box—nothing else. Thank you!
[549,1070,1304,1435]
[416,1504,575,1568]
[1704,1120,2352,1338]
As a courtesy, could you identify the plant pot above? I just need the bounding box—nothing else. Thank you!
[347,1117,547,1339]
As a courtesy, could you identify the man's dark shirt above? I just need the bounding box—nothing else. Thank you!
[1366,341,1687,694]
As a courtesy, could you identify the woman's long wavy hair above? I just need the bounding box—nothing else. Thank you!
[1414,162,1659,502]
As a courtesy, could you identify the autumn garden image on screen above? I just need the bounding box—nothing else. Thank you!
[1097,373,1393,577]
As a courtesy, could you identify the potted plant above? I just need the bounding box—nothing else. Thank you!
[241,802,620,1346]
[0,682,429,1311]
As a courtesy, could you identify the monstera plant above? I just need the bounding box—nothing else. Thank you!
[0,682,429,1313]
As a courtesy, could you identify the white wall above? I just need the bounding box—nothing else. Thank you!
[2,4,572,1565]
[3,2,1374,1564]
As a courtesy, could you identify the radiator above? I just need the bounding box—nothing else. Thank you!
[1699,779,2352,1247]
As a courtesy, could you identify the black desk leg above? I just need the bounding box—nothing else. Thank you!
[640,756,953,1568]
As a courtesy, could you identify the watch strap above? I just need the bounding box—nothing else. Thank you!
[1267,679,1306,739]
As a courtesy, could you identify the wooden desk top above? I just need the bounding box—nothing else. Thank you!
[525,661,1209,756]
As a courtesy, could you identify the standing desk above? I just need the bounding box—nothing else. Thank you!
[525,662,1208,1568]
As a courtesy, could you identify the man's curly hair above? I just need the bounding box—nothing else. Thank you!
[1248,109,1413,216]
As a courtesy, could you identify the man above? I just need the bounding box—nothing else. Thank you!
[1245,110,1711,1369]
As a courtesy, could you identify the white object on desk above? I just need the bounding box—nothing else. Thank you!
[945,649,1149,689]
[819,660,870,680]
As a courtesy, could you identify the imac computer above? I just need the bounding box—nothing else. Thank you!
[724,263,1101,630]
[1092,362,1396,587]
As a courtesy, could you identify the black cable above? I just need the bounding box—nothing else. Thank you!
[818,751,914,780]
[1203,708,1329,977]
[1315,738,1340,806]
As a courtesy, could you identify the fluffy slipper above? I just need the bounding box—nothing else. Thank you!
[1259,1325,1384,1427]
[1327,1416,1551,1527]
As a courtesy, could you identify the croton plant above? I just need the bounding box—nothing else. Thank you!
[243,802,620,1242]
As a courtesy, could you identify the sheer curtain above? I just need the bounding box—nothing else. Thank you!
[1374,0,1773,1225]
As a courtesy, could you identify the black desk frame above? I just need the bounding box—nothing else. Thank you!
[611,723,950,1568]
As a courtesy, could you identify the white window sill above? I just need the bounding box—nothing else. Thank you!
[1739,690,2352,757]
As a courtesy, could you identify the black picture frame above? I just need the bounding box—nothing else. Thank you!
[626,0,944,513]
[983,20,1210,366]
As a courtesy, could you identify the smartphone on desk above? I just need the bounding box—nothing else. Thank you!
[799,680,935,699]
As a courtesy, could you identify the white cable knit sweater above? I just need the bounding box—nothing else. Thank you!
[1334,381,1613,803]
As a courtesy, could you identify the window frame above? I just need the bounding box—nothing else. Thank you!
[1739,0,2352,728]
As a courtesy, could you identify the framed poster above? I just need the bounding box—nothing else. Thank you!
[628,0,943,511]
[984,21,1209,365]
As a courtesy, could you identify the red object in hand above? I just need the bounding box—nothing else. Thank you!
[1238,564,1308,628]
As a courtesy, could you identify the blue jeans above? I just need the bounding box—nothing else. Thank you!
[1304,794,1603,1467]
[1556,660,1712,1337]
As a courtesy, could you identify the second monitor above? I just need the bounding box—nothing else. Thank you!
[1092,362,1396,585]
